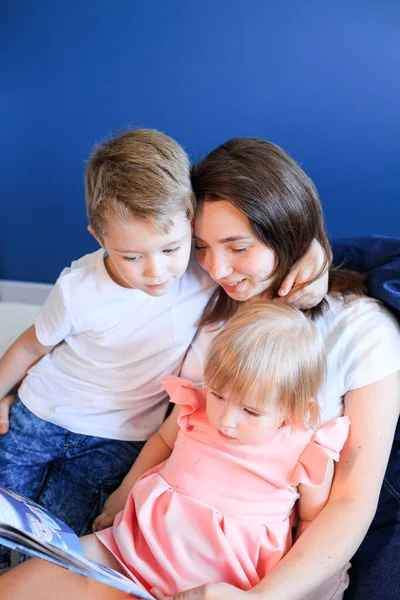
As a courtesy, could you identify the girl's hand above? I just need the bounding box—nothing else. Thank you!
[0,394,15,434]
[92,485,129,532]
[276,239,329,309]
[151,583,251,600]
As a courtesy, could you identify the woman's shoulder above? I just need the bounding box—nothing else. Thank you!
[320,293,400,392]
[318,293,399,334]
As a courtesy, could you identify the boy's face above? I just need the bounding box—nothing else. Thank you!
[89,214,192,296]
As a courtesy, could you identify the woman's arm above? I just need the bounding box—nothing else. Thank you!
[294,459,334,541]
[92,404,181,532]
[249,370,400,600]
[159,371,399,600]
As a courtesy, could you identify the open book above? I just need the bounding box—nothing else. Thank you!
[0,487,153,598]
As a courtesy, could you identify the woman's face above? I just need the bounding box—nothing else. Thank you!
[194,200,277,302]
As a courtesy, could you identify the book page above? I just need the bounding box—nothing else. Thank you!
[0,487,83,556]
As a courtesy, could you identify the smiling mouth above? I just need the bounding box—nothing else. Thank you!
[219,279,247,293]
[221,278,245,286]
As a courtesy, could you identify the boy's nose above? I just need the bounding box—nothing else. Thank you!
[144,258,165,279]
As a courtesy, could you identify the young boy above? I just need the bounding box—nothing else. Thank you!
[0,129,215,569]
[0,128,326,571]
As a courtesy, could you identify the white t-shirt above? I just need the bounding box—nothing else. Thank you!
[180,295,400,424]
[19,249,216,440]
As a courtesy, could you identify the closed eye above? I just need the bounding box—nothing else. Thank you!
[163,246,181,254]
[123,256,140,262]
[244,408,261,417]
[210,391,225,401]
[232,247,248,253]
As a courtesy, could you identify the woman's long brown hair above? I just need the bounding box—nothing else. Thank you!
[191,138,365,328]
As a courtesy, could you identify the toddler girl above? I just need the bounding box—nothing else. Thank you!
[0,302,350,600]
[95,302,350,597]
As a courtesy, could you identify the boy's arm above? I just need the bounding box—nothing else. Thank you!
[92,404,181,532]
[294,459,334,540]
[0,324,55,402]
[276,239,329,309]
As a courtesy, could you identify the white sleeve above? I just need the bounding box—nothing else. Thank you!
[179,326,220,384]
[342,301,400,391]
[34,280,76,346]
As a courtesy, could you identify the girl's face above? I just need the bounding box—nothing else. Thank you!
[206,388,283,445]
[194,201,277,302]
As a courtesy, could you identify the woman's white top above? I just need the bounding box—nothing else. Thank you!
[181,295,400,423]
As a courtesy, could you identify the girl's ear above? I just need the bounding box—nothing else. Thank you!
[307,397,320,429]
[87,225,104,248]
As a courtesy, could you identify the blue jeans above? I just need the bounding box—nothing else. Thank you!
[0,397,145,569]
[345,418,400,599]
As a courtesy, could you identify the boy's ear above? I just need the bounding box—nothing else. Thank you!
[87,225,104,248]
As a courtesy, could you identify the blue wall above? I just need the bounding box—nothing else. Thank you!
[1,1,399,283]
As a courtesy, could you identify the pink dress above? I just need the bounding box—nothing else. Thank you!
[96,376,350,595]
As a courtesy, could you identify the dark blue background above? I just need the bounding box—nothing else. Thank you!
[1,1,399,283]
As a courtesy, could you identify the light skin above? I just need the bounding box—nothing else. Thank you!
[193,200,328,308]
[0,215,193,433]
[0,212,326,434]
[0,389,334,600]
[154,203,400,600]
[193,200,277,303]
[1,200,397,600]
[88,213,192,296]
[96,201,399,599]
[206,389,284,445]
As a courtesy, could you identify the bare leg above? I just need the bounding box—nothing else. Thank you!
[81,533,125,574]
[0,558,130,600]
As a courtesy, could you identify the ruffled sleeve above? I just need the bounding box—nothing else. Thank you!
[161,375,206,431]
[289,416,350,487]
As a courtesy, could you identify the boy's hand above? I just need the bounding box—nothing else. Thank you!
[0,394,15,434]
[275,239,329,309]
[92,485,130,532]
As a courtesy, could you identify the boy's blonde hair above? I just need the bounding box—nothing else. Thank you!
[85,128,195,238]
[204,302,326,429]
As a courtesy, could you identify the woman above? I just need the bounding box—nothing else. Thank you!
[175,138,400,600]
[1,139,399,600]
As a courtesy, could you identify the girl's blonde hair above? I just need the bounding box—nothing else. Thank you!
[204,302,326,429]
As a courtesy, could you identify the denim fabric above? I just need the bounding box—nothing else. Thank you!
[332,237,400,599]
[332,235,400,316]
[0,398,145,569]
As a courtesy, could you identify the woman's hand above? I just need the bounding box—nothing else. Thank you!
[276,239,329,309]
[92,485,129,532]
[151,582,251,600]
[0,394,15,434]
